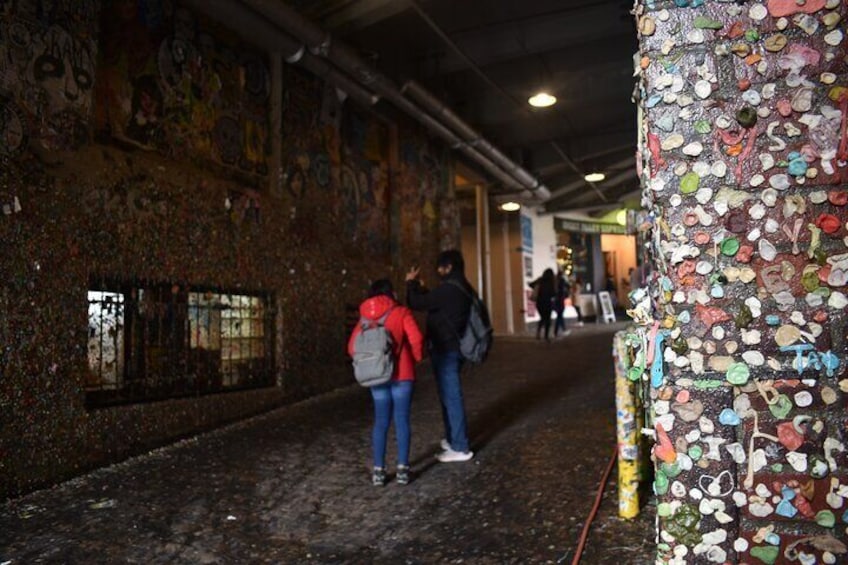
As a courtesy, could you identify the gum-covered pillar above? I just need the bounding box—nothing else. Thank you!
[634,1,848,563]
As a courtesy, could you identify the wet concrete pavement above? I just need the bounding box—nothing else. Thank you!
[0,323,655,564]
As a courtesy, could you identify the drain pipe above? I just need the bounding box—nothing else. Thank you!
[184,0,379,108]
[402,81,550,199]
[237,0,530,191]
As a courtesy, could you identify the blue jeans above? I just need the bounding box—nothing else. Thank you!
[431,350,470,453]
[370,380,414,468]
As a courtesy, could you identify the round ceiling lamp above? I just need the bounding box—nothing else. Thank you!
[500,201,521,212]
[584,172,605,182]
[528,92,557,108]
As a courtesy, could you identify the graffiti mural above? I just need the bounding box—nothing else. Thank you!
[95,1,270,177]
[340,108,390,255]
[0,1,99,151]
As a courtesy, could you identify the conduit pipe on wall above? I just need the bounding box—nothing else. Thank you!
[183,0,380,108]
[237,0,537,193]
[402,81,550,200]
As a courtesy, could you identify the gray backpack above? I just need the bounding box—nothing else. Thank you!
[351,308,395,387]
[446,280,493,364]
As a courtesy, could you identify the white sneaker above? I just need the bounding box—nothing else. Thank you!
[437,447,474,463]
[440,439,451,451]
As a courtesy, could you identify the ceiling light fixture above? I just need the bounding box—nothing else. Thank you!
[584,172,605,183]
[528,92,556,108]
[616,209,627,226]
[500,201,521,212]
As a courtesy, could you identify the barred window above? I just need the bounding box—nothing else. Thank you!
[86,281,274,408]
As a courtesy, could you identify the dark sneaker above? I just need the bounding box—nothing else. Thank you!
[372,467,387,486]
[396,465,411,485]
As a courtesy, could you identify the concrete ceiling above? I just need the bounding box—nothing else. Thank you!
[286,0,640,213]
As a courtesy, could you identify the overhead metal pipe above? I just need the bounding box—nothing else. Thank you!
[300,51,380,107]
[183,0,301,57]
[183,0,379,107]
[402,81,546,194]
[237,0,536,193]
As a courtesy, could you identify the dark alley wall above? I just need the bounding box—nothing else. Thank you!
[0,0,458,499]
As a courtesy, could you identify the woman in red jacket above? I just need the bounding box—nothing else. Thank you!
[348,279,424,486]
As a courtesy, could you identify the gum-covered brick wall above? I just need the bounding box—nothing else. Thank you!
[634,0,848,563]
[0,0,456,499]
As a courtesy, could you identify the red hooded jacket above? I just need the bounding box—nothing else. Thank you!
[347,295,424,381]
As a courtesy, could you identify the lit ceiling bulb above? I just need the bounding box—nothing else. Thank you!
[528,92,557,108]
[500,201,521,212]
[584,172,605,182]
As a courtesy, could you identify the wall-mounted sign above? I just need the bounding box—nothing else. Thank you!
[556,218,629,235]
[520,214,533,253]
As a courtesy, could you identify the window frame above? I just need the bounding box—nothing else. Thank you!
[85,278,276,409]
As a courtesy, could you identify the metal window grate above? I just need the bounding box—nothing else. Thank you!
[86,281,274,408]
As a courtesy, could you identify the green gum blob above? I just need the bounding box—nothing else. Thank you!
[693,16,723,29]
[663,504,702,547]
[720,237,740,256]
[768,394,792,419]
[815,510,836,528]
[680,172,700,195]
[750,546,778,564]
[655,469,669,495]
[692,379,724,389]
[801,270,820,292]
[735,304,753,329]
[814,247,828,266]
[671,335,689,355]
[726,362,750,386]
[694,120,711,134]
[661,461,682,479]
[812,286,832,299]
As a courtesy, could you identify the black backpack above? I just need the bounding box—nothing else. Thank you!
[446,280,493,364]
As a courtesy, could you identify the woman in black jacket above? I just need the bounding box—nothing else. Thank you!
[531,268,557,341]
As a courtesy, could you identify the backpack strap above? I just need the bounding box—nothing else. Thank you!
[445,279,472,299]
[439,280,473,341]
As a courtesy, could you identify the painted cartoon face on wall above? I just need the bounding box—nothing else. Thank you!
[30,26,94,112]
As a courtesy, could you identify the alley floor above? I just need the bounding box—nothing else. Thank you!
[0,323,655,564]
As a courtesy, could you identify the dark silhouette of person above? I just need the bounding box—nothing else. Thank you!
[530,268,556,341]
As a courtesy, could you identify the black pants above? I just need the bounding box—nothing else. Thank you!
[554,308,565,335]
[537,308,553,340]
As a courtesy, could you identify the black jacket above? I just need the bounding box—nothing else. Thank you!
[406,272,472,353]
[530,276,556,313]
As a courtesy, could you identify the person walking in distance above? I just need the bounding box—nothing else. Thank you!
[553,269,570,337]
[348,279,424,485]
[530,268,557,341]
[405,250,474,463]
[571,276,585,326]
